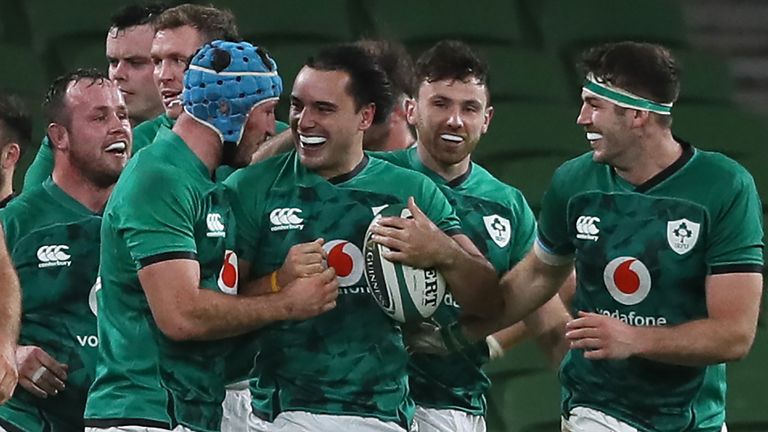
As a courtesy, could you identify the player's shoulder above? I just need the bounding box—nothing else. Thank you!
[552,151,599,178]
[4,185,51,221]
[367,148,411,168]
[224,151,292,190]
[133,114,168,135]
[367,155,430,183]
[689,148,755,184]
[467,162,529,205]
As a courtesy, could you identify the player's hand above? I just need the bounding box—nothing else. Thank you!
[0,344,18,404]
[15,346,68,399]
[565,311,637,360]
[277,238,327,285]
[278,267,339,320]
[369,197,451,268]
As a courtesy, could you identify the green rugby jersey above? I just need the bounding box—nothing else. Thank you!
[0,178,101,432]
[224,151,462,427]
[537,144,763,432]
[692,364,727,431]
[132,113,174,154]
[374,147,536,415]
[84,127,238,432]
[21,137,54,192]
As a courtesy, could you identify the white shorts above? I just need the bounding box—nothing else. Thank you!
[561,407,638,432]
[85,426,194,432]
[266,411,415,432]
[414,406,485,432]
[247,413,272,432]
[221,382,252,432]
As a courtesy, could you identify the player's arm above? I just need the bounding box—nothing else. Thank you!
[463,270,573,366]
[462,245,573,342]
[139,257,338,341]
[0,226,19,403]
[238,239,327,297]
[567,272,762,366]
[249,129,294,165]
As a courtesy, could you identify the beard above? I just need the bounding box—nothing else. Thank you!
[69,151,121,189]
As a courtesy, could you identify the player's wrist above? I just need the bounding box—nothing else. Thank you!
[432,234,460,269]
[486,334,505,360]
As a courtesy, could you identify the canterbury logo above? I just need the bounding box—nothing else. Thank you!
[576,216,600,241]
[37,245,71,268]
[206,213,225,237]
[270,208,304,232]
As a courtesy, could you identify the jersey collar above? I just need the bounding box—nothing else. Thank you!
[42,177,99,216]
[327,154,369,185]
[631,138,694,193]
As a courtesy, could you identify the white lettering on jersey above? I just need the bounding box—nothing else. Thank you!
[76,335,99,347]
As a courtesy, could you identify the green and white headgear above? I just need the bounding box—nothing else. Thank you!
[583,73,673,115]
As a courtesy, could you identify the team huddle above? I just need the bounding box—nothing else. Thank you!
[0,3,762,432]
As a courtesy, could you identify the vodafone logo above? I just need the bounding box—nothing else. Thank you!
[218,250,238,295]
[603,257,651,306]
[324,240,363,287]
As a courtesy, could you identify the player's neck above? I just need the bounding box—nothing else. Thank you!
[416,142,470,182]
[0,171,13,204]
[173,114,223,176]
[315,145,365,180]
[52,168,113,213]
[614,129,681,186]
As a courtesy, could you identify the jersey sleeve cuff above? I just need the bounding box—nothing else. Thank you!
[138,251,198,268]
[444,227,464,237]
[709,263,764,275]
[534,239,573,266]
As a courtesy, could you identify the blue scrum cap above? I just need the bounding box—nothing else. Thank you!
[183,40,283,144]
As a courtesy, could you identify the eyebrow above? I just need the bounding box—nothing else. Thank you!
[314,101,337,110]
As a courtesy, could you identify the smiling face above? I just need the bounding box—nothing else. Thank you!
[151,25,204,119]
[289,66,374,178]
[54,80,133,188]
[576,90,636,166]
[106,24,162,124]
[409,77,492,168]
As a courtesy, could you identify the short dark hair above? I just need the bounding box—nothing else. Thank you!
[153,4,239,44]
[306,44,394,125]
[110,2,168,30]
[578,41,680,106]
[43,69,111,127]
[415,40,490,99]
[356,39,416,99]
[0,92,32,154]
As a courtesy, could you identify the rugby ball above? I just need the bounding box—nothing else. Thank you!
[363,204,447,323]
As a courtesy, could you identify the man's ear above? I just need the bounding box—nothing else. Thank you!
[404,97,417,126]
[359,103,376,131]
[47,123,69,151]
[1,143,20,169]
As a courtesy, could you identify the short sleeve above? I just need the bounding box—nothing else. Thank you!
[507,189,537,267]
[707,170,764,273]
[112,168,198,268]
[536,164,575,259]
[415,176,462,236]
